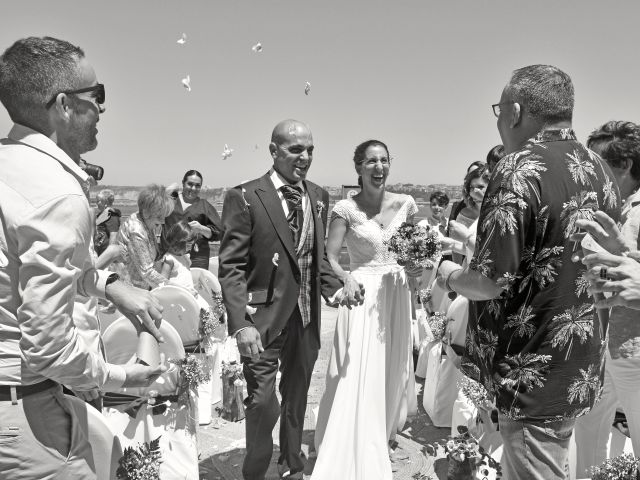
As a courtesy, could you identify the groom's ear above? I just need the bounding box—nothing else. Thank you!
[269,142,277,160]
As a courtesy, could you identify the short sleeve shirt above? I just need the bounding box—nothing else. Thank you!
[465,128,621,422]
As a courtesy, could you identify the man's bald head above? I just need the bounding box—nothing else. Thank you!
[269,119,314,184]
[271,119,312,145]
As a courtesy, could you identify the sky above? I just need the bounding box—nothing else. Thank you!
[1,0,639,188]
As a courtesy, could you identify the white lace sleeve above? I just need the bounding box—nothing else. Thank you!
[330,199,350,225]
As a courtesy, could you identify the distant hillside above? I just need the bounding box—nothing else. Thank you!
[90,183,463,206]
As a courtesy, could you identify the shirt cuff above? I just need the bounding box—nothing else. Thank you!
[232,326,251,338]
[327,288,343,304]
[79,268,111,299]
[102,364,127,391]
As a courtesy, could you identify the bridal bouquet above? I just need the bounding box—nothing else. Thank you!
[458,376,493,410]
[589,453,640,479]
[385,222,442,269]
[427,312,452,343]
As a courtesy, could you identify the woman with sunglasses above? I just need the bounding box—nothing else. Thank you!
[162,169,222,270]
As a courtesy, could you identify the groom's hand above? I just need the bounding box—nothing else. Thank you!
[236,326,264,359]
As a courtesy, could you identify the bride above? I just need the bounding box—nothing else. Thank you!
[311,140,420,480]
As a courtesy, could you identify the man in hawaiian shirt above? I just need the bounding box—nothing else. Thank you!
[437,64,621,479]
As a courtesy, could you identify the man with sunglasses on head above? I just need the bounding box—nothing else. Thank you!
[0,36,166,479]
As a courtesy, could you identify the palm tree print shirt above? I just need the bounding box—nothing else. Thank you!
[465,128,621,421]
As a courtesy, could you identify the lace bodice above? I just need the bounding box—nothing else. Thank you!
[331,195,418,267]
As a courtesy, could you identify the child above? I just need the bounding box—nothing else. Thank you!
[159,220,198,294]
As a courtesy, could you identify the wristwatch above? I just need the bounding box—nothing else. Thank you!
[105,272,120,287]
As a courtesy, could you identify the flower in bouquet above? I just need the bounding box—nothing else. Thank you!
[589,453,640,480]
[417,287,432,307]
[385,222,442,269]
[116,436,162,480]
[427,312,452,342]
[170,354,211,390]
[458,375,493,410]
[199,307,221,338]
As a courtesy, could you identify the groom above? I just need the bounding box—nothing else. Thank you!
[219,119,358,479]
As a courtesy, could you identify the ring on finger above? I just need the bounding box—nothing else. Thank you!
[600,266,609,280]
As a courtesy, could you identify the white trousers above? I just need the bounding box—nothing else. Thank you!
[574,352,640,477]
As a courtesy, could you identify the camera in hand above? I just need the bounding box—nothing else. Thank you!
[83,162,104,181]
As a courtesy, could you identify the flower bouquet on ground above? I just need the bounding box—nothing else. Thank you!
[116,436,162,480]
[421,426,502,480]
[385,222,442,269]
[220,360,245,422]
[589,453,640,480]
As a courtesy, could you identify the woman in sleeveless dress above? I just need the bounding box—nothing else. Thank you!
[311,140,419,480]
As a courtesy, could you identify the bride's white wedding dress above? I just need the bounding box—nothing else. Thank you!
[311,195,418,480]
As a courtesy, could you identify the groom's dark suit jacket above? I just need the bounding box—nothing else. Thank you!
[218,173,342,347]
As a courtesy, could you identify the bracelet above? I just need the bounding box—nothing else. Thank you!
[444,268,462,292]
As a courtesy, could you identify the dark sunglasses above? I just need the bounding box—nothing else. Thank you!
[45,83,105,109]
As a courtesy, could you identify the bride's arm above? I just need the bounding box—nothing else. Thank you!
[326,216,363,307]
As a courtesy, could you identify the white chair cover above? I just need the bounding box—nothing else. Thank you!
[102,318,198,480]
[151,285,201,346]
[208,256,219,276]
[191,268,227,411]
[102,317,184,397]
[65,394,123,480]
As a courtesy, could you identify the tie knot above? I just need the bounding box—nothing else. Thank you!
[280,185,303,206]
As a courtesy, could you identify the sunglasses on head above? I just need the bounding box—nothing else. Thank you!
[45,83,105,109]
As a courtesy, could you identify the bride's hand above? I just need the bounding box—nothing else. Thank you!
[340,274,365,308]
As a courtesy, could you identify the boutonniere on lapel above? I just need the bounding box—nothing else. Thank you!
[316,200,325,217]
[241,187,250,208]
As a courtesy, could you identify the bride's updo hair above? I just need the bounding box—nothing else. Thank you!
[353,140,390,187]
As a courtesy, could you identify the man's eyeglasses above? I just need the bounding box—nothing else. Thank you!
[45,83,105,109]
[491,101,514,117]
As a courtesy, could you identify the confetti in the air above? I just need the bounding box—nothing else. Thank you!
[251,42,263,53]
[177,33,187,45]
[272,253,279,267]
[182,75,191,92]
[304,82,311,95]
[221,144,234,160]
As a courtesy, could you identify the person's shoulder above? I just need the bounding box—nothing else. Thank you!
[389,192,414,207]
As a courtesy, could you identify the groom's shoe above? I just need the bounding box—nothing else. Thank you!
[277,463,303,479]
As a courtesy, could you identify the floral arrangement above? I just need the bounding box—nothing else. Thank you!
[221,360,246,422]
[589,453,640,480]
[427,312,452,342]
[458,375,493,410]
[170,354,211,390]
[418,288,432,307]
[199,306,225,338]
[422,426,501,480]
[116,436,162,480]
[385,222,442,269]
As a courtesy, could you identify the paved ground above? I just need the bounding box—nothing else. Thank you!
[196,305,451,480]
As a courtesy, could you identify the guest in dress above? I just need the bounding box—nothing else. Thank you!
[114,184,174,290]
[574,121,640,475]
[312,140,420,480]
[163,169,222,270]
[159,220,200,295]
[94,188,121,256]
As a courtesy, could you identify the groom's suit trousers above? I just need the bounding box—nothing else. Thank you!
[241,306,320,480]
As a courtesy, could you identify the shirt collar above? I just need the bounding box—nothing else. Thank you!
[530,128,577,144]
[8,123,91,184]
[269,168,304,192]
